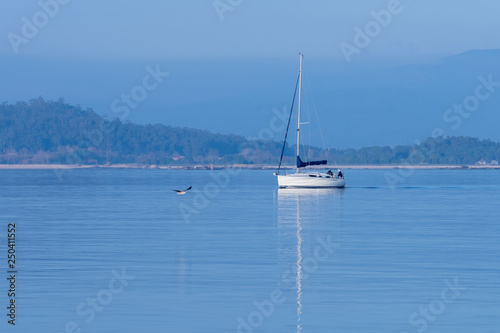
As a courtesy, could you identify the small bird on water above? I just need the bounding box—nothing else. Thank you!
[173,186,192,195]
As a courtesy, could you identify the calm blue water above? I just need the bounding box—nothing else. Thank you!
[1,169,499,332]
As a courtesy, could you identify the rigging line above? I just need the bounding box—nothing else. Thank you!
[303,73,313,161]
[298,74,312,162]
[305,75,327,151]
[305,89,311,160]
[277,73,301,173]
[305,74,339,167]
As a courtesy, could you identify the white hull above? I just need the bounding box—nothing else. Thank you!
[277,172,346,188]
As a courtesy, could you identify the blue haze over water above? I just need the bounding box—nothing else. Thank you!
[0,169,499,332]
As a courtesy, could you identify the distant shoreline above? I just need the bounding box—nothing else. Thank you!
[0,164,499,170]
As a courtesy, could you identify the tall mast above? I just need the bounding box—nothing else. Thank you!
[296,53,303,173]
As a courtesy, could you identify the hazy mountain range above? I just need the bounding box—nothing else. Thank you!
[1,49,500,150]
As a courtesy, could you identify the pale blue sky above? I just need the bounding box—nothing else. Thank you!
[2,0,500,62]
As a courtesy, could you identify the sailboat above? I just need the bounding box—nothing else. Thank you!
[275,54,346,188]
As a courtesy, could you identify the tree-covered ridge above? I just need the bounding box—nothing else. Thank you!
[0,98,264,164]
[0,98,499,165]
[325,137,500,165]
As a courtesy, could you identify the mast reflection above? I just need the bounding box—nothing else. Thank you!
[277,188,343,333]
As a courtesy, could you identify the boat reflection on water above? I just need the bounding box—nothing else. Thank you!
[277,188,344,333]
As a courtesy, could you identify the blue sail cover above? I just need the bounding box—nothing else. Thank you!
[297,156,327,168]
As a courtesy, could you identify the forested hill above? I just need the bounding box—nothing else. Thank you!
[0,98,282,165]
[1,98,499,165]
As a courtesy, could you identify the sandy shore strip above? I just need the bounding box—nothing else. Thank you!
[0,164,499,170]
[0,164,96,169]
